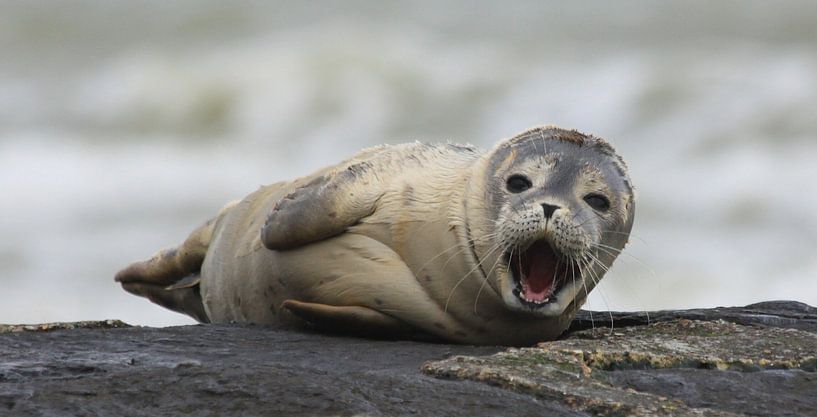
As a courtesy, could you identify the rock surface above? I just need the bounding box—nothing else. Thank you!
[570,300,817,333]
[425,320,817,417]
[2,301,815,417]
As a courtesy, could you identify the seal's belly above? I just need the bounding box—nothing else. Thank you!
[201,229,454,328]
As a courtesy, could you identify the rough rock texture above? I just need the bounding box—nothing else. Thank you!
[571,301,817,333]
[0,324,580,417]
[0,320,130,334]
[2,301,815,417]
[424,319,817,417]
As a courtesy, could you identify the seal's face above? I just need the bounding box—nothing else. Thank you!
[473,127,634,318]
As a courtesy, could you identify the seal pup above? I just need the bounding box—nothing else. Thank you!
[116,126,635,345]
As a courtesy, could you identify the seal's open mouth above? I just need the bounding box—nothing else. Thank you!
[508,240,571,308]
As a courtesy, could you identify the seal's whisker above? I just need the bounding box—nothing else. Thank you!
[590,243,655,280]
[420,232,501,273]
[588,246,632,277]
[582,255,615,316]
[589,244,627,268]
[438,246,473,274]
[592,242,651,268]
[444,239,506,313]
[419,232,499,270]
[585,252,613,279]
[600,230,649,246]
[437,232,502,273]
[590,243,623,254]
[418,244,468,271]
[444,239,505,312]
[579,255,615,334]
[473,243,511,316]
[586,248,652,325]
[575,256,595,332]
[571,257,598,312]
[581,254,604,286]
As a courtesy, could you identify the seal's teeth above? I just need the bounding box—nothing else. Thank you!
[515,288,559,307]
[517,289,551,305]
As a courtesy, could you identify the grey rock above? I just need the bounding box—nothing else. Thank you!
[2,301,815,416]
[425,319,817,416]
[0,324,583,417]
[570,300,817,333]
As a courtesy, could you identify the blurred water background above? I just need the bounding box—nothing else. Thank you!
[1,1,815,326]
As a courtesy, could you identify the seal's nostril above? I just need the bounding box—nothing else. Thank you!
[541,203,560,219]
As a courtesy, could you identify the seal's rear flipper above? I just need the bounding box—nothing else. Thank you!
[121,279,209,323]
[115,211,225,323]
[282,299,417,339]
[115,245,209,323]
[164,274,201,290]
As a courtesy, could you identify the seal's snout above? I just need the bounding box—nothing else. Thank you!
[540,203,560,219]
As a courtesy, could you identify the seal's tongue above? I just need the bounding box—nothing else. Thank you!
[520,240,558,302]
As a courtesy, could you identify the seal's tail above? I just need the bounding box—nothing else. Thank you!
[115,216,218,323]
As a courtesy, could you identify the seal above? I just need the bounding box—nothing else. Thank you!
[115,126,635,345]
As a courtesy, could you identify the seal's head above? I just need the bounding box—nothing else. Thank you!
[468,126,635,318]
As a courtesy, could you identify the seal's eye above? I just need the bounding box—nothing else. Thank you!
[506,174,532,193]
[584,194,611,212]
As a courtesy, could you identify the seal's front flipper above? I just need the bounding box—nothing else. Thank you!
[282,299,415,338]
[262,144,434,250]
[262,162,383,250]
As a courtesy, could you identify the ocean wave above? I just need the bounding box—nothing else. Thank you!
[1,1,815,325]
